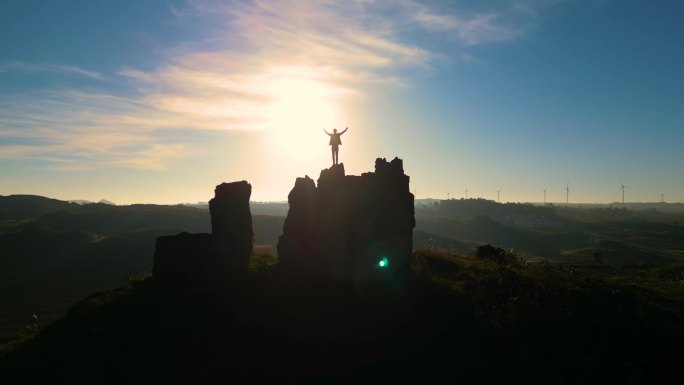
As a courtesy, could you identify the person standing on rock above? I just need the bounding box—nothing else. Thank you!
[323,127,348,165]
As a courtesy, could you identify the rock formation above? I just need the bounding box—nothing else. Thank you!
[278,157,415,287]
[153,181,253,285]
[210,181,254,267]
[153,160,415,289]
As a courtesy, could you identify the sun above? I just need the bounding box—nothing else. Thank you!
[265,76,345,162]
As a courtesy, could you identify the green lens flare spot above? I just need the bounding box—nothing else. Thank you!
[378,257,389,268]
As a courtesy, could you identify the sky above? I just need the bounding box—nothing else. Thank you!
[1,0,683,204]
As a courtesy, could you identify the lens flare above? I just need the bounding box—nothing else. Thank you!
[378,257,389,268]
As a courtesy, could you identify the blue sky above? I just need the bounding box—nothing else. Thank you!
[1,0,682,204]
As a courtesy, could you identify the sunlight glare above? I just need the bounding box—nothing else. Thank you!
[265,76,344,162]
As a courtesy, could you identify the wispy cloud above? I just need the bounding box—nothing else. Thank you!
[0,90,188,170]
[398,0,540,45]
[0,0,553,171]
[0,61,104,80]
[118,0,436,132]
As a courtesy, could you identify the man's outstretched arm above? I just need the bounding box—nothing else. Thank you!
[341,127,349,135]
[323,128,332,136]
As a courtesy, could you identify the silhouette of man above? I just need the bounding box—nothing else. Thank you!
[323,127,348,165]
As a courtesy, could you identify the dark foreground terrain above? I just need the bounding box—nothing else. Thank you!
[2,251,682,384]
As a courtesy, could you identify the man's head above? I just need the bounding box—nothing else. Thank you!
[333,128,338,134]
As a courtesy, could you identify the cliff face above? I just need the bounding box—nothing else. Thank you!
[153,181,253,285]
[278,157,415,287]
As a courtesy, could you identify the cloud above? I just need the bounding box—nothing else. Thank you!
[0,0,551,171]
[453,13,525,46]
[0,90,188,170]
[119,0,436,133]
[0,61,104,80]
[396,0,536,45]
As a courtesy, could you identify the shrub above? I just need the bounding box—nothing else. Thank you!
[473,244,516,264]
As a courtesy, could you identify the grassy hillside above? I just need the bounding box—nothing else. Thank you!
[416,199,684,263]
[1,251,682,384]
[416,215,589,258]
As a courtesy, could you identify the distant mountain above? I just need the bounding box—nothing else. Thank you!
[68,200,93,205]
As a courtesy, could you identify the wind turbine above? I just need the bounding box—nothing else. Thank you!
[619,181,627,205]
[496,189,500,203]
[661,193,665,203]
[543,188,547,204]
[563,183,569,204]
[464,186,469,199]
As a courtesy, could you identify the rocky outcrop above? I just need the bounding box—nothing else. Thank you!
[153,181,253,285]
[277,157,415,287]
[277,176,321,274]
[153,160,415,288]
[210,181,254,268]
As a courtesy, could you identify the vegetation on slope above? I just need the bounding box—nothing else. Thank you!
[1,251,682,384]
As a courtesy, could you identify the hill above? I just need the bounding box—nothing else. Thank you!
[0,195,79,229]
[416,199,684,263]
[1,252,682,383]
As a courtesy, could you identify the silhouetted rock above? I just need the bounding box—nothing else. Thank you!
[277,175,322,274]
[153,181,253,284]
[210,181,254,268]
[278,157,415,288]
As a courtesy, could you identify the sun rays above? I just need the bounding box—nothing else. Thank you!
[265,72,347,162]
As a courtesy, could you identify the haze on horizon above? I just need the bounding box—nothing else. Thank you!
[1,0,682,205]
